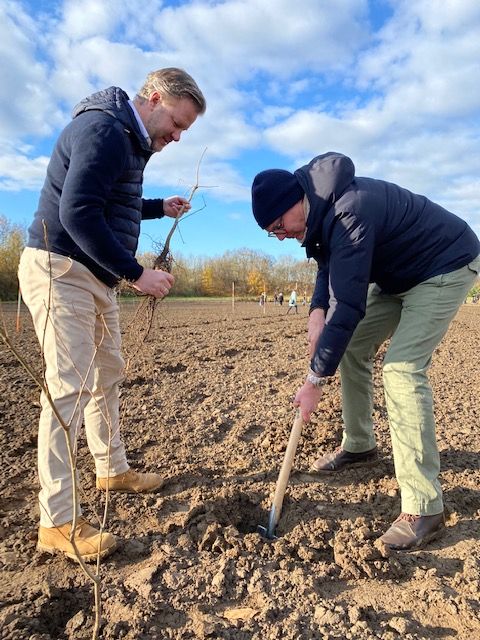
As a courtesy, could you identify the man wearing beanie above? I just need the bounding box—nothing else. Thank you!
[251,151,480,551]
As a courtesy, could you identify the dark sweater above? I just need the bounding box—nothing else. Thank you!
[294,152,480,377]
[27,87,165,287]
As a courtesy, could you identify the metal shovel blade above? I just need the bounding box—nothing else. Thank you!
[257,526,278,541]
[257,506,279,540]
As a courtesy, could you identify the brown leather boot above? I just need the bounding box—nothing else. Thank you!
[311,446,378,473]
[96,469,164,493]
[37,518,118,562]
[379,512,446,550]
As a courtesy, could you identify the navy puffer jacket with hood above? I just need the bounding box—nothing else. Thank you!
[294,152,480,377]
[27,87,165,287]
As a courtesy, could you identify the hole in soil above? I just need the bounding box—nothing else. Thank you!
[34,587,89,638]
[187,492,266,537]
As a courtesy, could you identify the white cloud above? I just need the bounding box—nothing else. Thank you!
[60,0,116,40]
[0,151,49,190]
[356,0,480,119]
[254,106,295,127]
[0,0,371,167]
[0,0,478,245]
[258,0,480,223]
[144,149,250,204]
[0,2,61,138]
[48,37,156,106]
[154,0,369,80]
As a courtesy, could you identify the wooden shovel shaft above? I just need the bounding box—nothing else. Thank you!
[267,409,304,535]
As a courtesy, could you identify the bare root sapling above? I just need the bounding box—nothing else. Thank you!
[123,148,211,365]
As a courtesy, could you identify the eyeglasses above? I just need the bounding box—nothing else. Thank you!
[267,217,285,237]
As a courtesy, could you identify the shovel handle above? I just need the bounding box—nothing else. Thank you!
[269,409,304,532]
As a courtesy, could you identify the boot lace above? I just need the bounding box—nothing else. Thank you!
[395,513,420,523]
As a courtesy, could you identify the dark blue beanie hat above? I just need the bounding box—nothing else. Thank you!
[252,169,304,229]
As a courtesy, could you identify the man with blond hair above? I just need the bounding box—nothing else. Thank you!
[18,68,206,561]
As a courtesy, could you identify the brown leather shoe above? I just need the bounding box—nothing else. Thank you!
[379,512,446,550]
[310,446,378,473]
[96,469,164,493]
[37,517,118,562]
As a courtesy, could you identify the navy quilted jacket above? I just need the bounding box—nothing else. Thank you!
[27,87,164,286]
[294,152,480,377]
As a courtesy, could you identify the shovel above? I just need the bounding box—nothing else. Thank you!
[258,408,304,539]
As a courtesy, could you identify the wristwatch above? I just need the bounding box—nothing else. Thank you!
[306,370,326,387]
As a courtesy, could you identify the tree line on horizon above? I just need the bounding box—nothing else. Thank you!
[0,215,317,301]
[137,248,317,299]
[2,215,479,302]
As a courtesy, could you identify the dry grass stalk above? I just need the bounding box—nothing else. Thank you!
[1,227,115,639]
[0,309,106,638]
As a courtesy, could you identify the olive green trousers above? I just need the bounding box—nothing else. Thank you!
[339,256,480,515]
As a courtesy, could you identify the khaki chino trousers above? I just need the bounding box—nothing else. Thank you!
[18,248,129,527]
[339,256,479,516]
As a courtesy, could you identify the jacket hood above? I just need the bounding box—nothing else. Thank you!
[294,152,355,247]
[72,86,151,153]
[295,152,355,212]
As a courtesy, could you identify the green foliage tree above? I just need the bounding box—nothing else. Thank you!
[0,215,26,300]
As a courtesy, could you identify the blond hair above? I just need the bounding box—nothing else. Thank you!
[137,67,206,114]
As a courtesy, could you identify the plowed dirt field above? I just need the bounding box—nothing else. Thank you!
[1,300,479,639]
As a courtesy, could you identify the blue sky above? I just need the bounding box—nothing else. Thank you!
[1,0,479,262]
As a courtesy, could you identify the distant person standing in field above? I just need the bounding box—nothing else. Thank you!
[278,291,284,306]
[286,289,298,314]
[18,68,206,562]
[252,152,479,551]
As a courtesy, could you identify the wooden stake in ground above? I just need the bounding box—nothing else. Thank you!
[16,287,22,333]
